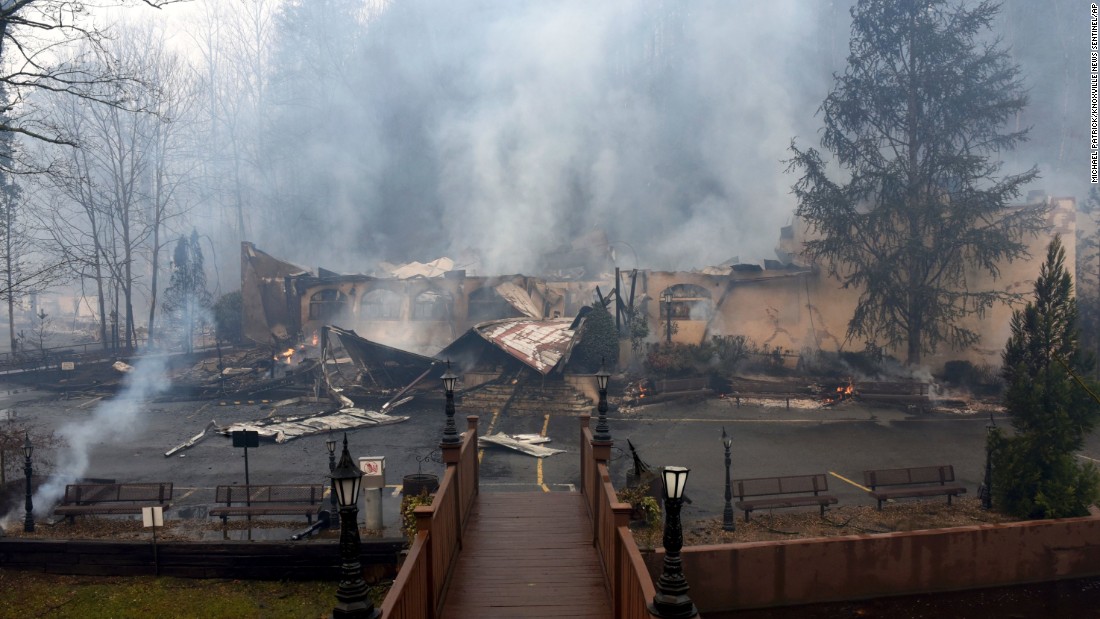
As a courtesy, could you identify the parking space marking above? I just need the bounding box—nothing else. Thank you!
[537,414,550,492]
[1077,454,1100,464]
[829,470,870,492]
[478,409,501,464]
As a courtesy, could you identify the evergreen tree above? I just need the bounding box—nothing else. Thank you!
[212,291,243,346]
[575,302,619,372]
[788,0,1044,365]
[163,230,212,354]
[993,237,1100,518]
[1077,187,1100,376]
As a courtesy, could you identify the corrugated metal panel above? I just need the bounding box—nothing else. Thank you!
[494,282,542,319]
[476,318,577,375]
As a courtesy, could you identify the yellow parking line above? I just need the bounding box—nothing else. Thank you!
[538,414,551,492]
[478,409,501,464]
[829,470,870,492]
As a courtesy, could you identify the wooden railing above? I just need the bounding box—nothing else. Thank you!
[579,414,663,619]
[380,415,479,619]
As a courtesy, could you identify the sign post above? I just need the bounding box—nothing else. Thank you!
[359,456,385,532]
[142,505,164,576]
[232,430,259,536]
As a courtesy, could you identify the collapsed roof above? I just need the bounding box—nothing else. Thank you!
[439,317,581,375]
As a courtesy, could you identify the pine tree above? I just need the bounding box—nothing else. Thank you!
[788,0,1044,365]
[576,302,619,372]
[993,237,1100,518]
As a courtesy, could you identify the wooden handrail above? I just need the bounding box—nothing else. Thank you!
[579,414,663,618]
[380,416,479,619]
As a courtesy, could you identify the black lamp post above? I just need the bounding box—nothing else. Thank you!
[327,438,338,513]
[593,361,611,442]
[981,413,996,510]
[440,360,460,445]
[662,291,673,344]
[23,432,34,533]
[722,427,734,532]
[650,466,697,618]
[331,434,379,619]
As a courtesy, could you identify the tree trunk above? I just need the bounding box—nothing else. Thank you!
[5,205,14,354]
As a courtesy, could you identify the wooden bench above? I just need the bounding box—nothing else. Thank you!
[862,465,966,510]
[54,482,173,523]
[209,484,326,525]
[732,473,838,521]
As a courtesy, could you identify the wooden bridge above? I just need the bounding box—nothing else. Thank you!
[379,414,668,619]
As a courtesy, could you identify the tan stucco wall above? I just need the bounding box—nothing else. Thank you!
[635,197,1077,372]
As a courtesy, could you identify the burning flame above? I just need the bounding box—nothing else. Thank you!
[311,331,319,347]
[823,378,856,406]
[273,347,295,362]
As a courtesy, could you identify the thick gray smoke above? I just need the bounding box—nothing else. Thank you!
[254,0,841,274]
[2,355,171,525]
[178,0,1082,281]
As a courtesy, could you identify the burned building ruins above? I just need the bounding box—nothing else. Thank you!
[241,194,1077,376]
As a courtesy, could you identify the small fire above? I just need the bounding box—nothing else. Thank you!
[273,347,296,362]
[823,378,856,406]
[311,331,319,347]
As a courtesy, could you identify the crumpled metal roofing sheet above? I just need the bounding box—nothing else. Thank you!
[476,318,577,375]
[494,282,542,319]
[216,408,409,444]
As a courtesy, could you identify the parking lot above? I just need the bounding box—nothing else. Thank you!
[10,375,1077,538]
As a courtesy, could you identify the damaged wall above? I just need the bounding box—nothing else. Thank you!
[242,196,1075,371]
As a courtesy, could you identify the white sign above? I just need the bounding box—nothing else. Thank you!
[142,505,164,528]
[359,456,386,489]
[61,361,75,371]
[359,456,384,477]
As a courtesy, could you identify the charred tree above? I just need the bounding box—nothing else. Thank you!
[788,0,1044,366]
[163,230,212,354]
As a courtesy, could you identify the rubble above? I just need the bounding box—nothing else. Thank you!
[214,407,409,444]
[478,433,565,457]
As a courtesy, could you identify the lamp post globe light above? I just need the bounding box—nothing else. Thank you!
[662,291,673,344]
[23,432,34,533]
[440,360,460,445]
[330,434,379,619]
[593,360,612,442]
[722,428,735,532]
[327,438,338,513]
[650,466,698,618]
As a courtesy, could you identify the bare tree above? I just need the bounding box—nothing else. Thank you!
[189,0,276,250]
[30,26,199,352]
[0,1,189,151]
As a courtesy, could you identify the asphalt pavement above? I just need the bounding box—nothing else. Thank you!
[6,381,1075,537]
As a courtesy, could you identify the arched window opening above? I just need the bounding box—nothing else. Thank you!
[412,290,453,320]
[363,289,404,320]
[660,284,714,321]
[308,289,348,322]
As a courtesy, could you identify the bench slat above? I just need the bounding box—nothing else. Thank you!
[862,465,965,510]
[731,473,837,521]
[734,473,830,499]
[213,484,326,526]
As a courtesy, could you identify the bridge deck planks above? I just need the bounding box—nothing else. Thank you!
[441,491,612,618]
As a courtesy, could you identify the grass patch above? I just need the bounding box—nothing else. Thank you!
[0,570,388,619]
